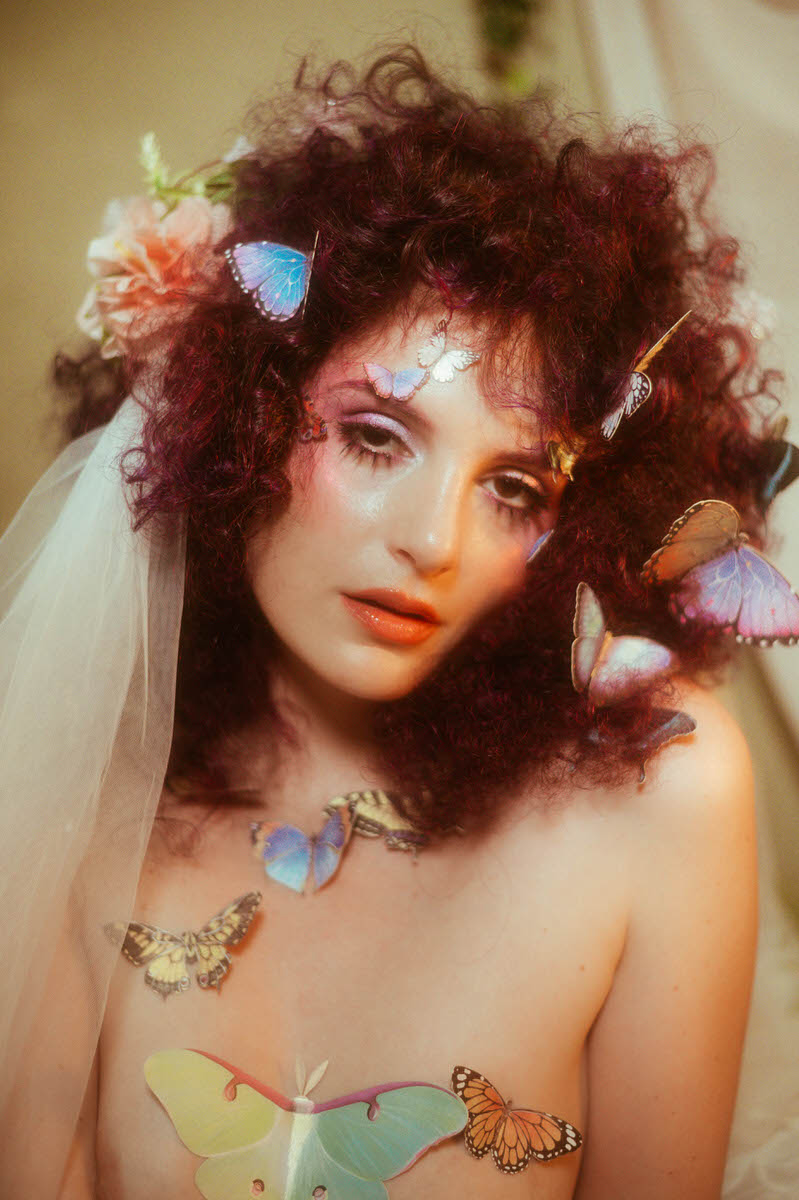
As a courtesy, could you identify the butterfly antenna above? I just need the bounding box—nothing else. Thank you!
[305,1059,330,1097]
[301,230,320,319]
[634,310,692,374]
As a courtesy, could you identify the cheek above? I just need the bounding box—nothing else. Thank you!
[247,450,377,606]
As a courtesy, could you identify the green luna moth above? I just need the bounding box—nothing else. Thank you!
[144,1048,467,1198]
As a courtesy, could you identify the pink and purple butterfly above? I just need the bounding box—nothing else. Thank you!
[250,807,353,894]
[226,238,315,320]
[572,582,677,706]
[363,362,428,401]
[642,499,799,646]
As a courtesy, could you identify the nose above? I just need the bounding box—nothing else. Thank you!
[388,462,464,577]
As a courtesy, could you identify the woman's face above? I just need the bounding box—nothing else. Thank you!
[247,311,563,702]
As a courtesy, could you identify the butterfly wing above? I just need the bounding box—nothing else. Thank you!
[417,323,448,369]
[497,1109,582,1172]
[309,807,353,891]
[451,1066,507,1159]
[734,545,799,644]
[761,438,799,505]
[600,401,625,441]
[363,363,427,401]
[428,349,481,383]
[642,500,740,585]
[601,372,652,440]
[145,1049,293,1199]
[226,242,310,320]
[588,634,677,707]
[108,920,190,997]
[670,549,743,628]
[330,790,428,852]
[571,582,607,693]
[252,822,312,893]
[193,892,262,989]
[587,707,697,782]
[622,370,652,417]
[313,1081,467,1186]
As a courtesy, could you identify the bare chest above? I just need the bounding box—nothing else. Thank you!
[97,804,630,1199]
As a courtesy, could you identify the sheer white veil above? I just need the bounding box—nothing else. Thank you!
[0,392,185,1189]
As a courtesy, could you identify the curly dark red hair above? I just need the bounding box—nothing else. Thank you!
[57,47,783,836]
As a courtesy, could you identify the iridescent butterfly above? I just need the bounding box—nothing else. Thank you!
[363,363,428,401]
[146,1048,467,1199]
[642,499,799,645]
[105,891,262,998]
[572,581,677,706]
[587,707,697,782]
[417,319,481,383]
[226,235,316,320]
[451,1066,581,1175]
[601,311,692,440]
[324,789,428,853]
[250,807,353,894]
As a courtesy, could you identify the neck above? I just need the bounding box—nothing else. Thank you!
[238,647,385,823]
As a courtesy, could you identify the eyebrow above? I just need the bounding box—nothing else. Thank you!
[327,377,551,473]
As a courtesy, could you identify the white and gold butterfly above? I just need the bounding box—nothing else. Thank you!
[106,891,262,998]
[418,319,481,383]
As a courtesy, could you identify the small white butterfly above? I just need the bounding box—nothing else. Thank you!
[418,320,481,383]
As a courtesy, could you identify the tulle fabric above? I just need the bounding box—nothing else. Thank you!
[0,396,185,1190]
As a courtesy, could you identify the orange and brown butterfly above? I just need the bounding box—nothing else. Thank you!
[451,1066,582,1174]
[105,891,262,998]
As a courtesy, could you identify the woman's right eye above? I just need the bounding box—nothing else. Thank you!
[336,418,410,467]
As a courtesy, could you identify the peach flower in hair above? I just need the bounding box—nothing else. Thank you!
[77,193,233,359]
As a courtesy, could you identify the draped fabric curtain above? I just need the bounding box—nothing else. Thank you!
[574,0,799,916]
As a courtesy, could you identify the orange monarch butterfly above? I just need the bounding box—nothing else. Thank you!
[451,1066,582,1174]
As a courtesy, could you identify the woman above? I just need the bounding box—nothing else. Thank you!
[1,48,796,1198]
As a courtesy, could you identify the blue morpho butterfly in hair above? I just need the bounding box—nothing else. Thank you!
[250,806,353,894]
[642,499,799,646]
[225,233,318,320]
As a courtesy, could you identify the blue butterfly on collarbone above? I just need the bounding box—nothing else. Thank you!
[225,235,317,320]
[250,806,353,895]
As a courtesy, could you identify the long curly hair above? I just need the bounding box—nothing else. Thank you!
[56,47,783,836]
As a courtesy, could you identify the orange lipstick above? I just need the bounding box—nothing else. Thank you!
[342,591,440,646]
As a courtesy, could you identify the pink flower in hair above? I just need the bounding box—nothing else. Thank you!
[77,194,233,359]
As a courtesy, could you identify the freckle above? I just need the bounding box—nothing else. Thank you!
[673,984,679,991]
[578,964,585,972]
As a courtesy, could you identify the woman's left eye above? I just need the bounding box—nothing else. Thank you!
[483,473,547,520]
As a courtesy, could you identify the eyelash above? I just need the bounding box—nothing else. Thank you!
[336,419,548,523]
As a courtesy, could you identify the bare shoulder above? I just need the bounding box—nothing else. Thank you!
[629,679,755,844]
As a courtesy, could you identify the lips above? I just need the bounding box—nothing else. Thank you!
[342,589,441,646]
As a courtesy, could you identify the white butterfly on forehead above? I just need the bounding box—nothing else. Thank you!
[417,319,481,383]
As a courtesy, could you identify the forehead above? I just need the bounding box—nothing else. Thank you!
[317,307,544,443]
